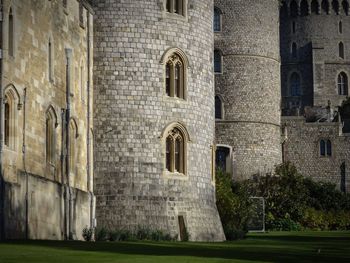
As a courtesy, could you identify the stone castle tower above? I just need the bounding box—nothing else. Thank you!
[93,0,225,241]
[214,0,282,179]
[280,0,350,192]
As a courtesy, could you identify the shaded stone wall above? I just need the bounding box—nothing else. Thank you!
[214,0,282,179]
[1,0,94,240]
[93,0,224,241]
[282,117,350,192]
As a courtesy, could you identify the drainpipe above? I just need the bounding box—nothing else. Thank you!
[0,0,5,241]
[22,87,28,239]
[86,10,93,229]
[65,48,72,239]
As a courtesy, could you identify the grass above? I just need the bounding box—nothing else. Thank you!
[0,231,349,263]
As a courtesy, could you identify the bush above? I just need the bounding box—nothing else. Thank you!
[82,226,94,241]
[95,227,109,241]
[216,169,250,240]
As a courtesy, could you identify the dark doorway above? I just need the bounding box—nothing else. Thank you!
[178,215,187,241]
[216,146,230,172]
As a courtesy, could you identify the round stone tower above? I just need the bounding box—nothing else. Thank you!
[214,0,282,179]
[280,0,350,114]
[93,0,225,241]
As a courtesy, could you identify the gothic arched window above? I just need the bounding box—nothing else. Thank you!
[338,72,348,95]
[165,52,185,99]
[165,126,188,174]
[46,107,57,164]
[4,100,10,147]
[290,72,301,96]
[4,87,19,149]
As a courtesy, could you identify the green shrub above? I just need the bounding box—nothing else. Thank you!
[95,227,109,241]
[82,226,94,241]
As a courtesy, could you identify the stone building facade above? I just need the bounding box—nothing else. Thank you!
[214,0,282,180]
[93,0,225,241]
[280,0,350,192]
[0,0,94,240]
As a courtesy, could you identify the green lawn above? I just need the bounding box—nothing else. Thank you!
[0,231,349,263]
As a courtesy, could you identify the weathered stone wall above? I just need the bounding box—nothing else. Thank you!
[214,0,282,179]
[280,0,350,112]
[1,0,94,240]
[282,116,350,192]
[93,0,225,241]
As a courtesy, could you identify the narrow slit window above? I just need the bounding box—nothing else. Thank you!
[339,21,343,33]
[214,7,222,32]
[338,72,348,95]
[4,100,10,147]
[214,50,222,73]
[339,42,345,59]
[8,8,14,57]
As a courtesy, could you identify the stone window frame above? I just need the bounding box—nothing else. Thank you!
[215,94,224,120]
[214,49,223,74]
[45,105,58,167]
[214,6,223,33]
[164,0,188,20]
[161,122,190,178]
[69,118,79,180]
[337,71,348,95]
[319,139,332,157]
[161,47,189,100]
[3,84,21,151]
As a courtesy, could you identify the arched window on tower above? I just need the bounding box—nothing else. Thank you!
[322,0,330,13]
[291,42,298,58]
[311,0,320,14]
[343,0,349,14]
[214,7,222,32]
[290,0,299,17]
[214,49,222,74]
[338,72,348,95]
[339,42,345,58]
[215,95,223,119]
[164,51,186,99]
[300,0,309,16]
[46,107,57,165]
[4,100,10,147]
[290,72,301,96]
[4,87,19,149]
[8,8,14,57]
[164,125,188,175]
[339,21,343,33]
[333,0,340,14]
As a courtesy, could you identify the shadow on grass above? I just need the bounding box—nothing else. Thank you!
[2,233,350,263]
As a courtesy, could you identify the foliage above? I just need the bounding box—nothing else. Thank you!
[93,226,177,242]
[82,226,94,242]
[215,169,251,240]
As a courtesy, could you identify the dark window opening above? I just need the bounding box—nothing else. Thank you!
[215,95,223,119]
[4,101,10,147]
[290,72,301,96]
[300,0,309,16]
[339,42,345,59]
[292,21,296,34]
[338,72,348,95]
[214,7,221,32]
[333,0,340,14]
[216,146,230,172]
[178,216,187,241]
[214,50,222,73]
[322,0,330,13]
[343,0,349,15]
[9,8,14,57]
[291,42,297,58]
[311,0,320,14]
[339,21,343,33]
[290,0,298,17]
[340,162,346,193]
[320,139,332,157]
